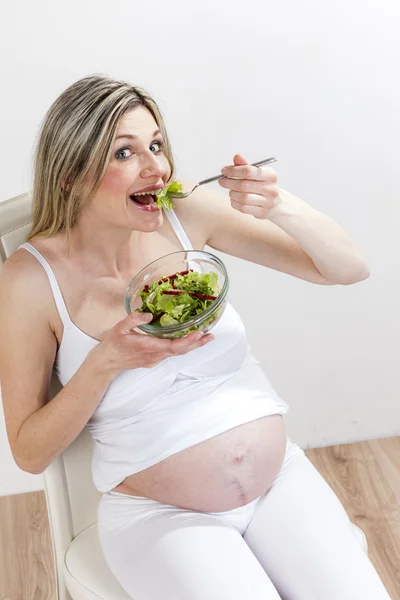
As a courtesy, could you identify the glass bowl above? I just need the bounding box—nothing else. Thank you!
[124,250,229,339]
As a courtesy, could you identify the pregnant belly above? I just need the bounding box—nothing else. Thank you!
[112,415,287,512]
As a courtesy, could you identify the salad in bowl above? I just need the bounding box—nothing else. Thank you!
[124,250,229,339]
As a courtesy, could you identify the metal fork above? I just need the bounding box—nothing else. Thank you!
[166,156,278,199]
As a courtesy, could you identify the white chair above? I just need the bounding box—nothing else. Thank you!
[0,192,368,600]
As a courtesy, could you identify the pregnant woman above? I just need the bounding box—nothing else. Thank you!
[0,75,391,599]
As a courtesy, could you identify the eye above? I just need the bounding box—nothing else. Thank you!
[150,140,164,153]
[115,147,133,161]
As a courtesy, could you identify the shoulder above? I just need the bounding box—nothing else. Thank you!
[0,244,58,329]
[170,178,235,246]
[2,234,64,280]
[1,246,46,288]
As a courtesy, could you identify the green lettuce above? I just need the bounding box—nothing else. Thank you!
[136,269,221,334]
[155,181,183,211]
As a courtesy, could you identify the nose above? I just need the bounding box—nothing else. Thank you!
[140,151,165,179]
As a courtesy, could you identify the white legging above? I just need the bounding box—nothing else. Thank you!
[97,438,392,600]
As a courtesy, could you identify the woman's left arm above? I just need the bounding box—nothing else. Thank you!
[260,187,370,284]
[181,153,369,286]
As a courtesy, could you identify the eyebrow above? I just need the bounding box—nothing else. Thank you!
[115,129,161,141]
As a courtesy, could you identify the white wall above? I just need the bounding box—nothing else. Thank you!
[1,0,399,496]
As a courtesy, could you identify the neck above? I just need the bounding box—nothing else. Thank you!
[66,214,144,278]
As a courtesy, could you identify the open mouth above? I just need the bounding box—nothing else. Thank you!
[130,192,157,206]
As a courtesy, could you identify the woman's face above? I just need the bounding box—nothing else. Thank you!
[88,106,170,231]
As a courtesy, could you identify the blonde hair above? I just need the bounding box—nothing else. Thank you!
[28,74,175,241]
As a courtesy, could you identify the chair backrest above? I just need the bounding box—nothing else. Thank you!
[0,193,101,600]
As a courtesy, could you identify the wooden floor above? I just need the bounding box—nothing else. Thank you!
[0,437,399,600]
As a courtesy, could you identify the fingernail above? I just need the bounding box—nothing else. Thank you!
[195,331,204,340]
[221,167,228,175]
[141,313,153,321]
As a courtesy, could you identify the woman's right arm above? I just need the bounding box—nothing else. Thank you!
[0,252,212,475]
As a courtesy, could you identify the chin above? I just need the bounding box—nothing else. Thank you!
[129,210,164,232]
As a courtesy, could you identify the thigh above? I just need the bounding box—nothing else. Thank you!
[98,492,282,600]
[243,440,392,600]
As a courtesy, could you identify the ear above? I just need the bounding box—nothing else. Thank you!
[61,179,72,192]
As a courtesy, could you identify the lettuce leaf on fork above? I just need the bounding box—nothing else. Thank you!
[155,181,183,211]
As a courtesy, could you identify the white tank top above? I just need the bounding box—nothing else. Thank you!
[19,208,288,492]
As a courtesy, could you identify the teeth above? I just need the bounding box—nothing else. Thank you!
[134,189,159,196]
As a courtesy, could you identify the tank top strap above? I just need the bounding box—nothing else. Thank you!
[18,242,72,327]
[163,207,194,250]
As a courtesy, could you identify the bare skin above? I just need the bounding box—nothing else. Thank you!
[114,417,287,511]
[26,208,287,512]
[1,104,368,513]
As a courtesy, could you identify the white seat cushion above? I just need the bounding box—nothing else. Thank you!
[64,523,132,600]
[352,523,368,554]
[64,521,368,600]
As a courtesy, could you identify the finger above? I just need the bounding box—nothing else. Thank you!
[230,199,265,217]
[220,166,278,186]
[229,191,267,206]
[238,204,266,218]
[219,177,269,195]
[230,199,245,213]
[186,332,214,352]
[139,329,212,355]
[233,153,249,166]
[221,164,265,181]
[119,311,153,333]
[222,161,277,181]
[221,153,250,178]
[187,332,214,350]
[169,330,213,355]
